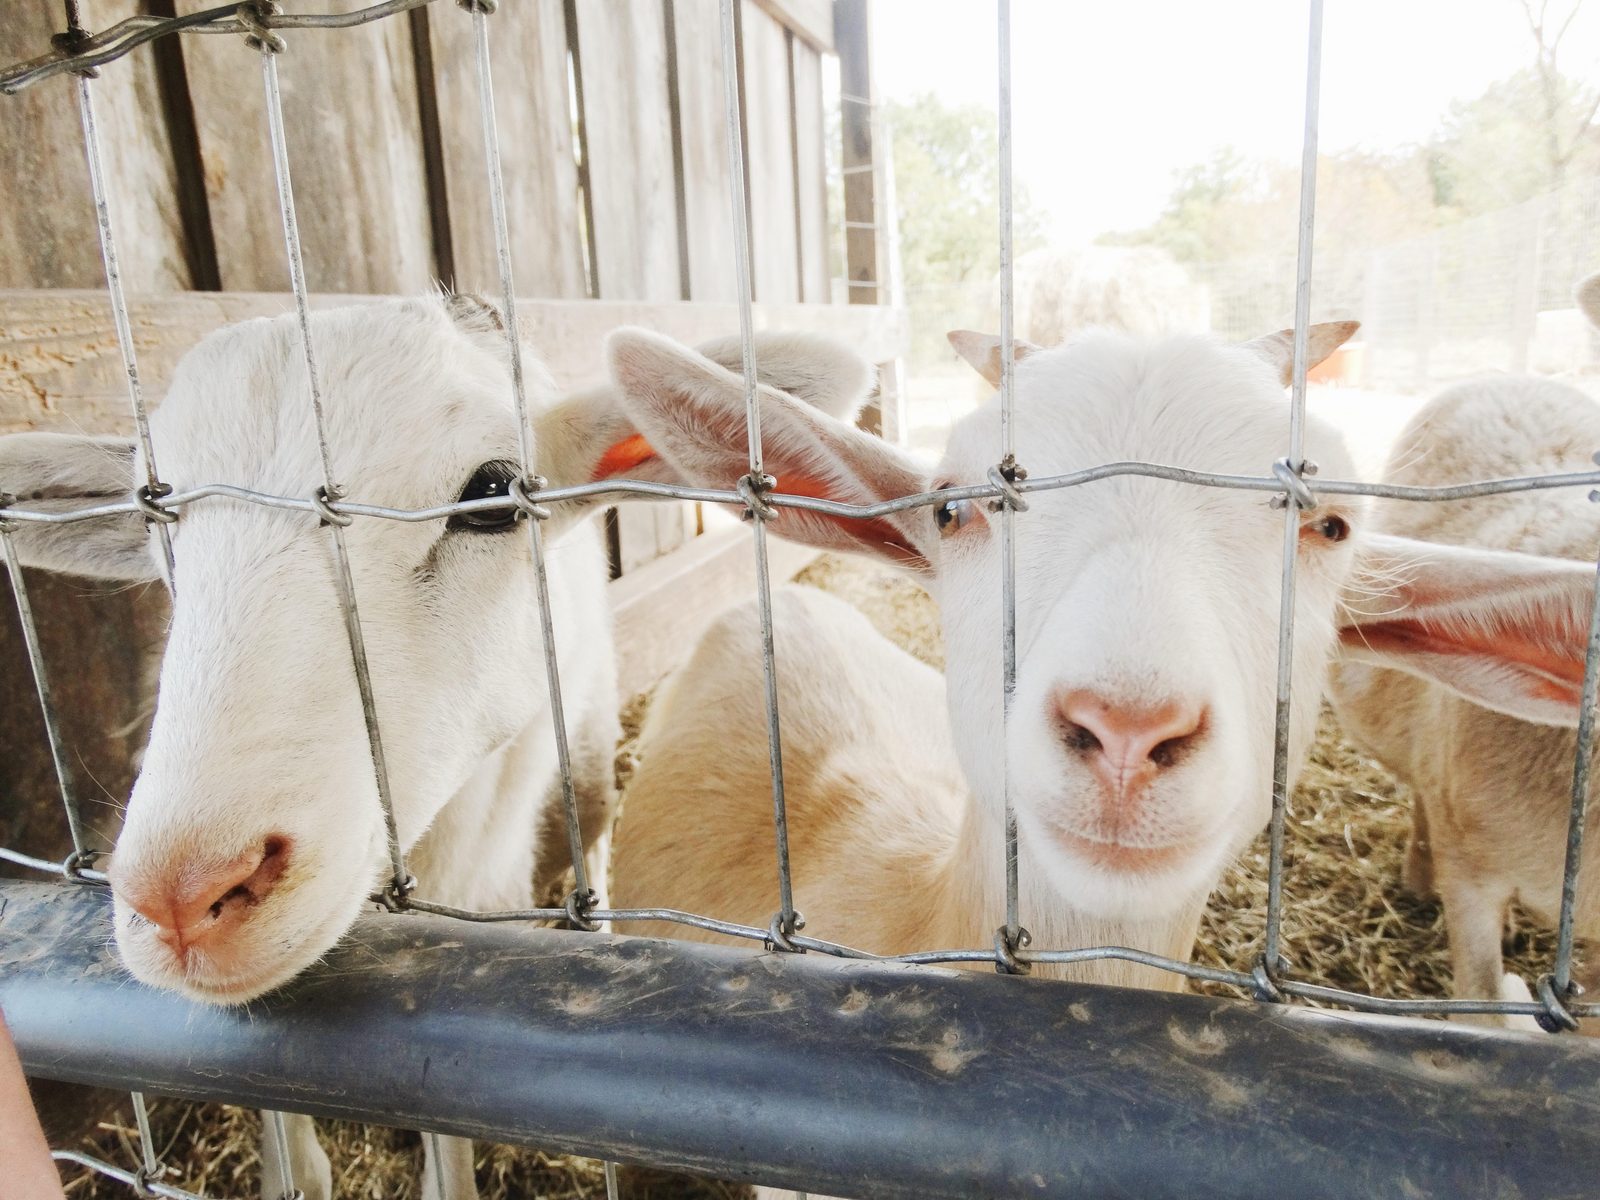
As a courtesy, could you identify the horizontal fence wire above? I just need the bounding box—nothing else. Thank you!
[0,0,445,93]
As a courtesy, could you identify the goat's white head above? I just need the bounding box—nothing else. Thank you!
[604,322,1600,923]
[0,296,868,1003]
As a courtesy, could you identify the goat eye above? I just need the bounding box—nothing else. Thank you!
[935,497,976,535]
[447,461,522,532]
[1307,514,1351,544]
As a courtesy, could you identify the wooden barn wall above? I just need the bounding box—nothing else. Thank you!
[0,0,848,868]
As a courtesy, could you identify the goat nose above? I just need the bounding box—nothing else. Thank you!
[1054,690,1208,794]
[113,836,292,950]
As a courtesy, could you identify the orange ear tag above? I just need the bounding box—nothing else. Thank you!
[593,433,657,481]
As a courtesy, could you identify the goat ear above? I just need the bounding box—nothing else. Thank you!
[1338,533,1596,727]
[0,433,157,581]
[442,291,505,334]
[539,330,878,491]
[947,330,1043,389]
[1577,273,1600,331]
[605,327,936,573]
[1241,320,1360,387]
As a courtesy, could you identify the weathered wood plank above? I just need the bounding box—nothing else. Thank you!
[425,0,586,300]
[790,39,830,303]
[0,291,911,432]
[175,0,434,293]
[751,0,834,53]
[835,0,880,305]
[670,0,739,303]
[742,4,800,303]
[574,0,680,302]
[0,0,190,291]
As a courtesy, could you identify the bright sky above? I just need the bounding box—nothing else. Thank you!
[871,0,1600,243]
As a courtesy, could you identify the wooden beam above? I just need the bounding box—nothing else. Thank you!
[752,0,834,52]
[0,290,910,434]
[835,0,880,306]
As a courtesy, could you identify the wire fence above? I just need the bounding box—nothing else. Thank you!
[2,0,1599,1197]
[1200,172,1600,391]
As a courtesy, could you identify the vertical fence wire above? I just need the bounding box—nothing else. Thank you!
[256,41,410,900]
[1553,518,1600,1005]
[0,522,91,861]
[130,1091,163,1183]
[71,72,179,590]
[1261,0,1325,979]
[994,0,1025,964]
[261,1108,299,1200]
[467,1,594,912]
[719,0,800,941]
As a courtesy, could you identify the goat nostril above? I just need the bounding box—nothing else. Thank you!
[1063,722,1102,757]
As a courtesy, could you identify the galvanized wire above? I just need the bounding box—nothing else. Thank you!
[51,1150,216,1200]
[0,0,444,92]
[719,0,801,943]
[1552,494,1600,1001]
[466,0,594,913]
[257,38,409,901]
[1261,0,1325,988]
[72,71,178,588]
[994,0,1026,968]
[0,521,92,863]
[261,1108,300,1200]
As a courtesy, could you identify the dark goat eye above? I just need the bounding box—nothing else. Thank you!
[1307,513,1351,544]
[935,497,977,535]
[447,461,522,532]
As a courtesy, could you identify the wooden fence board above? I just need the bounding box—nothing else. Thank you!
[671,0,739,303]
[0,291,910,432]
[574,0,680,303]
[0,1,189,292]
[751,0,834,53]
[176,0,435,293]
[426,0,586,300]
[791,39,830,303]
[742,4,800,303]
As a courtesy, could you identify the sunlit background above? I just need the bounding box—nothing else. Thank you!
[834,0,1600,457]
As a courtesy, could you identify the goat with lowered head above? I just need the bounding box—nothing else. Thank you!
[1329,273,1600,1031]
[0,294,869,1200]
[603,318,1600,1002]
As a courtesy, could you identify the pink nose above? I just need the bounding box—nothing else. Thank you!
[1054,689,1208,800]
[112,836,292,955]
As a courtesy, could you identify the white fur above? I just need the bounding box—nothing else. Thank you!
[0,297,874,1200]
[609,324,1369,979]
[1328,278,1600,1032]
[604,322,1600,1196]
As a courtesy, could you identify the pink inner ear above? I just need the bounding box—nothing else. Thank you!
[781,473,928,569]
[1340,618,1586,704]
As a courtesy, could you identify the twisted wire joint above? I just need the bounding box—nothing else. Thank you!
[993,924,1033,975]
[987,455,1029,513]
[737,472,778,522]
[766,909,806,952]
[1270,457,1319,510]
[134,482,179,525]
[509,474,552,521]
[1535,974,1582,1033]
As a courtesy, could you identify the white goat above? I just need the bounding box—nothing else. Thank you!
[0,296,869,1200]
[599,321,1600,1200]
[1328,274,1600,1031]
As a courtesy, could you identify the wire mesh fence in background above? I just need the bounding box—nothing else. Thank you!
[1201,172,1600,389]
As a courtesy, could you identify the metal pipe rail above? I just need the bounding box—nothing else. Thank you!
[3,879,1597,1200]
